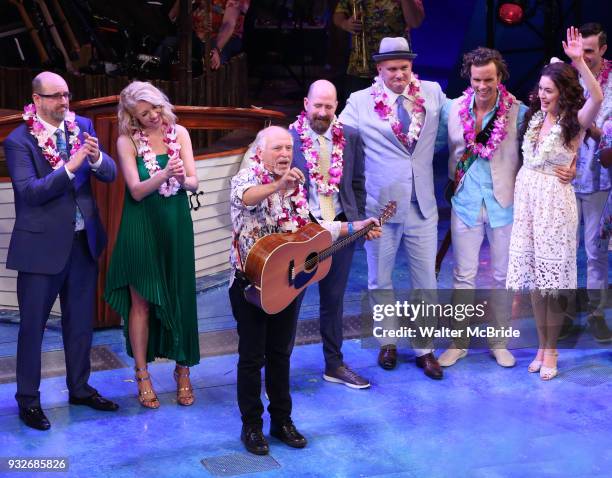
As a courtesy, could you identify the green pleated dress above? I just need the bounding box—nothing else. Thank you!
[105,154,200,366]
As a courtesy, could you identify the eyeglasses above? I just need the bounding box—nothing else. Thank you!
[34,92,73,100]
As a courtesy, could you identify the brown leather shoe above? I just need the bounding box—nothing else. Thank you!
[415,352,443,379]
[378,345,397,370]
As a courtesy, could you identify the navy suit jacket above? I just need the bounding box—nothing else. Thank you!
[5,115,116,275]
[290,124,366,222]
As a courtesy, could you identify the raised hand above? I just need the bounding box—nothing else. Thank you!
[277,167,305,192]
[562,26,583,63]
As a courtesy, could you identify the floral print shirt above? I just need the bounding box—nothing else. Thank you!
[597,118,612,242]
[229,166,341,275]
[573,62,612,194]
[335,0,407,78]
[193,0,250,42]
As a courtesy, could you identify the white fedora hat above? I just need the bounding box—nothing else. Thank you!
[372,37,417,62]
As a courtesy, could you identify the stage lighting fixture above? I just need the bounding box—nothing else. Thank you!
[498,1,526,26]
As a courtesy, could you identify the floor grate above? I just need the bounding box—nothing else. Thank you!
[201,453,280,476]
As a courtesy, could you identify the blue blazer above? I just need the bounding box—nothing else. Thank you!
[4,115,116,274]
[290,124,366,222]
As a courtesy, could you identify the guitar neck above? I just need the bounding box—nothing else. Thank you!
[318,221,376,262]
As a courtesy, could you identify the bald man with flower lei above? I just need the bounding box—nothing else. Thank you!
[4,71,117,431]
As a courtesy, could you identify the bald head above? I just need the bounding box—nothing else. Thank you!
[32,71,67,95]
[307,79,337,101]
[31,71,70,126]
[304,79,338,135]
[255,126,293,176]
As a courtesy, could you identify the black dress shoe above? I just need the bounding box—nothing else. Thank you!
[415,352,443,380]
[378,345,397,370]
[241,425,269,455]
[19,406,50,431]
[69,392,119,411]
[270,420,307,448]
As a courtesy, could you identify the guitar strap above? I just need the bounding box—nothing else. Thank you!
[232,230,253,290]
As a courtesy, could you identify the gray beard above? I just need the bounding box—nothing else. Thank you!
[310,117,331,135]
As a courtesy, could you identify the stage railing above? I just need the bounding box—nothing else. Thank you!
[0,97,285,327]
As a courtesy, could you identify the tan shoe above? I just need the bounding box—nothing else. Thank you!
[438,348,467,367]
[491,348,516,368]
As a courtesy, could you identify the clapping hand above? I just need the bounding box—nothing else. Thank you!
[82,132,100,162]
[164,156,185,183]
[562,26,583,63]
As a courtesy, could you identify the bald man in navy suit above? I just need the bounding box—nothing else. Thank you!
[5,72,118,430]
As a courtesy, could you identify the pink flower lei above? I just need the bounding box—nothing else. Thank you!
[597,59,611,90]
[370,74,425,149]
[250,152,310,231]
[135,124,182,197]
[22,103,81,170]
[458,84,514,160]
[289,112,345,195]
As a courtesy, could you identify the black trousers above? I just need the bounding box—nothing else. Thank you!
[229,281,301,427]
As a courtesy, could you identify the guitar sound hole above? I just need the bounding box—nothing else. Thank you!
[304,252,319,273]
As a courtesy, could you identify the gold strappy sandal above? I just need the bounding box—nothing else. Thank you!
[174,365,195,406]
[135,366,160,409]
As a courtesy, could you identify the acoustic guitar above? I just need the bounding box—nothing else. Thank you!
[243,201,397,314]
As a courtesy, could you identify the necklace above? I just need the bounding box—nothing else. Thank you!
[522,111,563,167]
[135,124,182,197]
[22,103,81,169]
[370,75,425,149]
[250,152,310,231]
[458,84,514,160]
[289,112,345,195]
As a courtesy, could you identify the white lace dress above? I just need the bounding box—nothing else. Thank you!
[506,113,579,290]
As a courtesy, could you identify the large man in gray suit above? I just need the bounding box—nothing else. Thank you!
[339,37,445,379]
[290,79,370,389]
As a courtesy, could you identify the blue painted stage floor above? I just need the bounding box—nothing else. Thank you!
[0,340,610,478]
[1,225,611,477]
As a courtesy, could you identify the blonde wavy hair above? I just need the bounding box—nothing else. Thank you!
[117,81,177,136]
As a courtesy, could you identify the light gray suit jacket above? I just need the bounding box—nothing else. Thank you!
[339,80,446,222]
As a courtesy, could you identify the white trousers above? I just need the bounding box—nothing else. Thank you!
[451,206,512,348]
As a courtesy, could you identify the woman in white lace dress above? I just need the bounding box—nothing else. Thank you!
[506,27,604,380]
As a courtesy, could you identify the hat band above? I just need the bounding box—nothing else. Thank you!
[377,50,414,56]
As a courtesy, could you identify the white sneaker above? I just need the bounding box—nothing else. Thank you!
[491,348,516,367]
[438,348,467,367]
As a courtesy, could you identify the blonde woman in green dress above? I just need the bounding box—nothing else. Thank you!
[106,82,200,408]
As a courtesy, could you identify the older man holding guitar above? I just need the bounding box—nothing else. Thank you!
[229,125,383,456]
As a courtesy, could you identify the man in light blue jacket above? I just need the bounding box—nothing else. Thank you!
[339,37,446,379]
